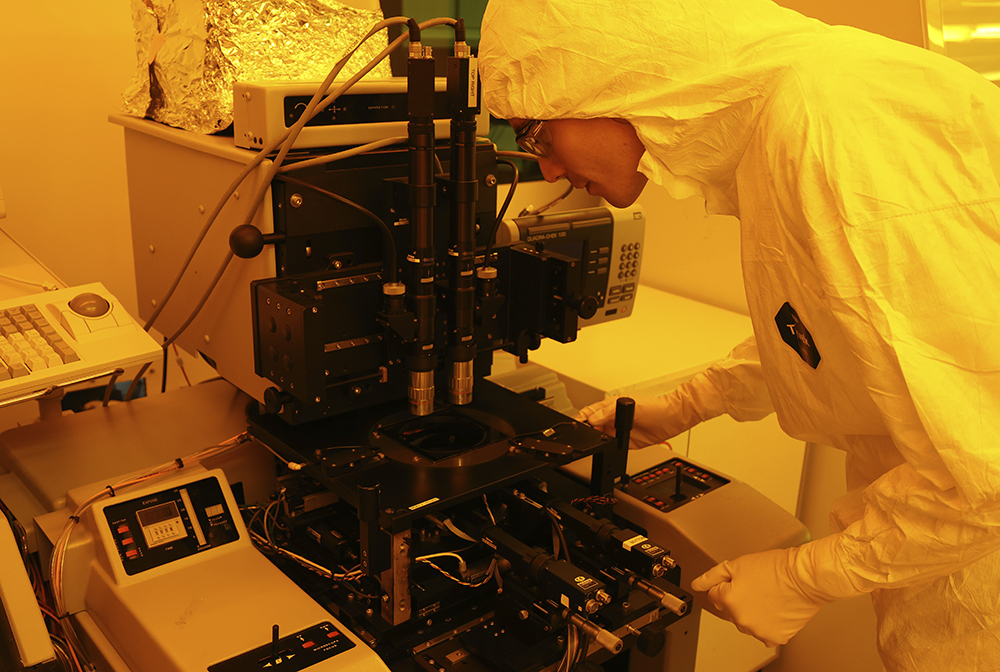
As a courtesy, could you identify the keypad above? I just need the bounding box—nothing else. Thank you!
[0,304,79,381]
[617,242,641,280]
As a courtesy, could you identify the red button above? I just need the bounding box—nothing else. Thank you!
[328,631,339,638]
[118,525,130,534]
[302,641,314,649]
[126,549,138,559]
[122,538,134,546]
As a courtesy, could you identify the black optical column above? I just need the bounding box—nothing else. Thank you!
[406,37,438,416]
[446,39,479,405]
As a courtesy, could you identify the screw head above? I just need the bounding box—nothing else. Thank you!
[290,194,304,208]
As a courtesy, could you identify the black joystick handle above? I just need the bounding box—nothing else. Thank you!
[229,224,286,259]
[610,397,635,487]
[615,397,635,453]
[589,397,634,510]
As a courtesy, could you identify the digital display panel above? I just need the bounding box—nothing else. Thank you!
[137,501,180,528]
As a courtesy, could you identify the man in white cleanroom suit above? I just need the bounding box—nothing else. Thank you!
[479,1,1000,670]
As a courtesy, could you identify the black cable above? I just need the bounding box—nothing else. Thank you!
[280,176,399,283]
[484,158,519,264]
[407,17,421,42]
[520,182,574,217]
[545,507,571,565]
[571,632,591,671]
[160,341,168,394]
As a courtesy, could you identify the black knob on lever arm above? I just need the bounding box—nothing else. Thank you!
[589,397,635,510]
[610,397,635,488]
[229,224,286,259]
[615,397,635,453]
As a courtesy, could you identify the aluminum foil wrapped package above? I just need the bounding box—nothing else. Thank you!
[122,0,392,134]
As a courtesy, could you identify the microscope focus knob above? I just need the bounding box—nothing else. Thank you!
[263,387,293,415]
[229,225,286,259]
[570,294,600,320]
[635,626,666,658]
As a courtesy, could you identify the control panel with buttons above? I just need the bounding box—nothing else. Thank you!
[208,622,355,672]
[623,457,730,514]
[103,475,240,576]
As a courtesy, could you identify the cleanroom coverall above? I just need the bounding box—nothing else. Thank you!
[479,0,1000,669]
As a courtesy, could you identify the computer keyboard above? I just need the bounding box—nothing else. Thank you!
[0,283,161,405]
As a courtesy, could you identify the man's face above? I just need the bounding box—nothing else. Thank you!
[510,117,648,208]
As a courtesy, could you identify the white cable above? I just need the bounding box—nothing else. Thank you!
[277,136,408,173]
[258,440,308,471]
[0,272,58,291]
[419,557,497,588]
[483,494,497,524]
[415,551,468,574]
[443,517,478,542]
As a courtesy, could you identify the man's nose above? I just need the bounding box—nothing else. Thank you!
[537,156,566,183]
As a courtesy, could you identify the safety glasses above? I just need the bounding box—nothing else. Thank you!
[514,119,553,158]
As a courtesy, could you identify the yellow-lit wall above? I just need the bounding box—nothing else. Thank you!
[0,1,138,312]
[780,0,929,48]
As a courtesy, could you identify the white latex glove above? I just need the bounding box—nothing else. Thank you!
[690,535,868,647]
[575,384,718,449]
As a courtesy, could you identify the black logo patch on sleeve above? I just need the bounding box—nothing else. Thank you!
[775,303,821,369]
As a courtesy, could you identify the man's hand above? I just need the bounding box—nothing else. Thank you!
[690,536,867,647]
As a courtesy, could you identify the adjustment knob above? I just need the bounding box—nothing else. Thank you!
[263,387,293,415]
[229,225,286,259]
[569,294,600,320]
[636,626,666,657]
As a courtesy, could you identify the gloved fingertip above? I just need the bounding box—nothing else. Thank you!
[690,561,733,591]
[689,576,709,592]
